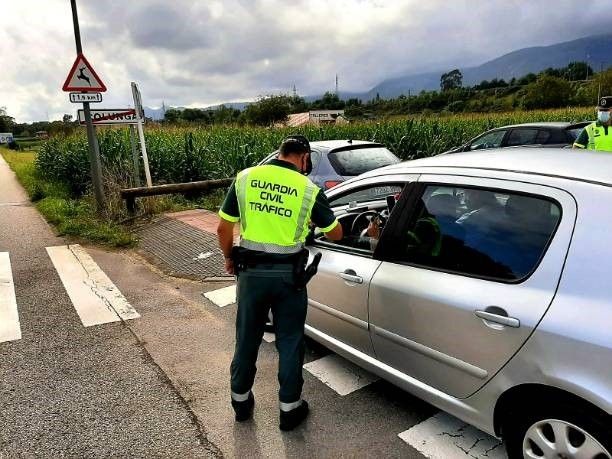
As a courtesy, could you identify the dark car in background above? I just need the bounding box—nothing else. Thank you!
[260,140,400,189]
[445,121,591,153]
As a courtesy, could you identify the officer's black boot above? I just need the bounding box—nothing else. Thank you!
[279,400,309,431]
[231,392,255,422]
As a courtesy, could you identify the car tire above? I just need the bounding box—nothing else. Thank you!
[502,401,612,459]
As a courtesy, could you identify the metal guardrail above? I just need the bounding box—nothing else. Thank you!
[121,178,233,215]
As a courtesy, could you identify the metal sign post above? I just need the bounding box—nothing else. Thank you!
[131,82,152,187]
[128,125,141,187]
[68,0,106,211]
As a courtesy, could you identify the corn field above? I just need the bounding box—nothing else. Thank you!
[37,108,593,197]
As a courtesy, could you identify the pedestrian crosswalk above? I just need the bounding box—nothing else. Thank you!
[0,252,21,343]
[202,282,506,458]
[0,245,140,344]
[46,245,139,326]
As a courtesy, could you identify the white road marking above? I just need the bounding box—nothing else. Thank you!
[398,412,506,459]
[46,245,140,327]
[303,353,379,396]
[0,252,21,343]
[263,332,275,343]
[203,285,236,308]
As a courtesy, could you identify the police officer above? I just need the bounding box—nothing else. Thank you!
[573,96,612,151]
[216,135,343,431]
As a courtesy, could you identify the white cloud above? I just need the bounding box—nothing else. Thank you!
[1,0,610,122]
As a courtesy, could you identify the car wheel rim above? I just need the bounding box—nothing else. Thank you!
[523,419,611,459]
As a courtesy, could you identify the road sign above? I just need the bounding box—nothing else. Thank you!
[0,133,14,144]
[69,92,102,103]
[62,53,107,92]
[130,82,152,187]
[77,109,139,125]
[131,82,144,119]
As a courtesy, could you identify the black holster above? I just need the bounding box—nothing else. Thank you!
[294,249,322,291]
[231,246,249,274]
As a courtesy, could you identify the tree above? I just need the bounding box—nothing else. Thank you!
[181,108,211,123]
[522,75,572,109]
[517,73,537,86]
[440,69,463,91]
[311,92,345,110]
[564,61,593,81]
[164,108,181,123]
[0,107,14,132]
[243,95,292,125]
[62,114,73,124]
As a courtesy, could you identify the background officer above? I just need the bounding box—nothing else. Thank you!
[216,135,343,431]
[573,96,612,151]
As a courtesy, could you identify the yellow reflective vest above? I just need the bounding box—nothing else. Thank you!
[574,122,612,151]
[232,164,320,254]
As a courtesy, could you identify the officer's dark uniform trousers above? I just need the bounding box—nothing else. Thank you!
[231,264,308,404]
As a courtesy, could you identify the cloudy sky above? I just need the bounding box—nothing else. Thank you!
[1,0,611,122]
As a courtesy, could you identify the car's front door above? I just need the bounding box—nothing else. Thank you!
[306,176,415,356]
[368,175,576,398]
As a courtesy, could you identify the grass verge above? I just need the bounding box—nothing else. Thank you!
[1,147,135,247]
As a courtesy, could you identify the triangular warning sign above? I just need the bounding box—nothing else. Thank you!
[62,53,107,92]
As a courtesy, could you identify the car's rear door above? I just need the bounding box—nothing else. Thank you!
[367,174,576,398]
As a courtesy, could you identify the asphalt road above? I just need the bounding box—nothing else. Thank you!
[0,156,219,457]
[0,154,505,458]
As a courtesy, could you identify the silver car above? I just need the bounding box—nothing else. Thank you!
[305,148,612,458]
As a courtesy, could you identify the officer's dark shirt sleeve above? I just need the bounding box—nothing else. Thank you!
[573,127,589,148]
[219,180,240,222]
[310,189,338,232]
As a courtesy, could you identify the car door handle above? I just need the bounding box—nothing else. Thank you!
[475,309,520,328]
[339,269,363,284]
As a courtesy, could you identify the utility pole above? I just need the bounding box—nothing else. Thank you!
[598,62,604,102]
[335,74,338,96]
[70,0,105,210]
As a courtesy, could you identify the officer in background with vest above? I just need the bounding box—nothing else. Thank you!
[573,96,612,151]
[216,135,343,431]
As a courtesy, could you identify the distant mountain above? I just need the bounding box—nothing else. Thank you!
[144,102,249,120]
[144,107,166,120]
[361,34,612,100]
[205,102,250,111]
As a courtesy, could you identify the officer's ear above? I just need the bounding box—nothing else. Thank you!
[301,152,313,175]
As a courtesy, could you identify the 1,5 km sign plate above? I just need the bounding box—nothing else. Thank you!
[77,109,140,125]
[70,92,102,103]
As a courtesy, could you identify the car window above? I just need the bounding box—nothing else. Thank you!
[260,149,322,172]
[310,149,322,170]
[331,184,403,207]
[568,127,587,141]
[327,148,399,176]
[318,183,405,253]
[506,129,539,146]
[542,129,566,144]
[535,129,554,144]
[470,130,506,150]
[389,185,561,282]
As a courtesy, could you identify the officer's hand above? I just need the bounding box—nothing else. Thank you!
[225,258,235,275]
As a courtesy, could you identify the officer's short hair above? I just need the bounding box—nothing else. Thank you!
[598,96,612,109]
[279,135,311,155]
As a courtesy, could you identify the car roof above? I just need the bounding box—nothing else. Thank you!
[310,140,383,151]
[362,148,612,186]
[491,121,589,130]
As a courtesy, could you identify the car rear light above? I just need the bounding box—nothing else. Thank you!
[324,180,343,189]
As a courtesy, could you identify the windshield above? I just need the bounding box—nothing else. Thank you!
[328,147,400,176]
[567,127,587,140]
